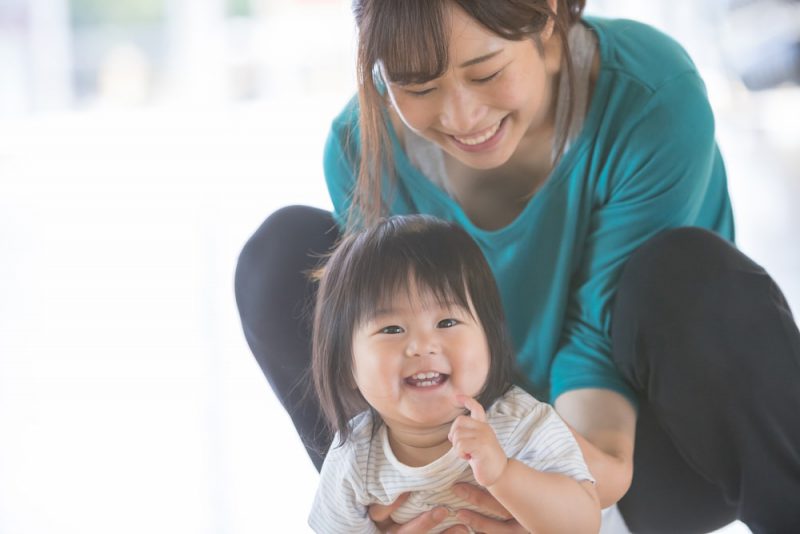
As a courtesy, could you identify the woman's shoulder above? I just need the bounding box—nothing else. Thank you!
[585,16,700,93]
[329,94,361,137]
[325,95,366,169]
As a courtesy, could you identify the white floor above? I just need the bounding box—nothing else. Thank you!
[0,88,795,533]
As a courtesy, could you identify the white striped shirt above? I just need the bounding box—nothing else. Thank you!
[308,386,594,533]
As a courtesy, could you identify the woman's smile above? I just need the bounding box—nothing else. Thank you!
[449,115,508,152]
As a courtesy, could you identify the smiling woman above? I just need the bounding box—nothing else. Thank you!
[234,0,800,532]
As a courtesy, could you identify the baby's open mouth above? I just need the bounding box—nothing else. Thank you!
[405,371,448,388]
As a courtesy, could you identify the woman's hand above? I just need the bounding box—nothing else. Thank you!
[449,484,527,533]
[369,493,460,533]
[367,485,527,534]
[366,471,527,534]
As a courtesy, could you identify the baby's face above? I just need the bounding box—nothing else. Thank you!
[351,285,490,433]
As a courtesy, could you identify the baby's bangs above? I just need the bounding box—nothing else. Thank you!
[350,242,473,326]
[373,1,449,85]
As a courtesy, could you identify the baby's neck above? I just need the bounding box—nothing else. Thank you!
[386,424,453,467]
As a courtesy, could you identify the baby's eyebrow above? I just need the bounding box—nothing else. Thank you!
[369,308,394,319]
[363,308,400,323]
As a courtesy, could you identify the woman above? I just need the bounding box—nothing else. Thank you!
[235,1,800,532]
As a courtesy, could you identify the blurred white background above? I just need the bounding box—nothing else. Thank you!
[0,0,797,533]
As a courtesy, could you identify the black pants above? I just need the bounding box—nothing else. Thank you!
[235,205,800,533]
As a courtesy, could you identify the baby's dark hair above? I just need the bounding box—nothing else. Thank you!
[312,214,514,445]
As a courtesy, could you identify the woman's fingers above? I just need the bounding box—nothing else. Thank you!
[388,507,449,534]
[452,483,513,519]
[454,509,526,534]
[369,492,410,527]
[453,485,525,534]
[371,496,447,534]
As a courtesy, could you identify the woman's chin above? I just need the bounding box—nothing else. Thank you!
[444,140,516,171]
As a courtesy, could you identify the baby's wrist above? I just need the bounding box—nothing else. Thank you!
[484,456,510,489]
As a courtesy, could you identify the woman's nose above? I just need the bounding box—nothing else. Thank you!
[439,87,485,135]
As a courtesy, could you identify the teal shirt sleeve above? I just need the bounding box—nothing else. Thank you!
[323,127,354,229]
[322,98,361,229]
[549,70,724,408]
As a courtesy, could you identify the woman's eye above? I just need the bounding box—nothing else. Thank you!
[406,87,435,97]
[474,70,501,83]
[437,318,458,328]
[380,325,404,334]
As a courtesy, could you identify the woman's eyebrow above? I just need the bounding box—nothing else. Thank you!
[458,49,503,68]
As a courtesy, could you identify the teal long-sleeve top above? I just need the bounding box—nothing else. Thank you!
[321,17,735,407]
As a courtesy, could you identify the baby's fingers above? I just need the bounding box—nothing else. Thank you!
[456,395,486,423]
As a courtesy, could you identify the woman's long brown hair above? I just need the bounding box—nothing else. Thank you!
[349,0,587,229]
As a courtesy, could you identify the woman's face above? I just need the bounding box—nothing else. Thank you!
[384,2,561,171]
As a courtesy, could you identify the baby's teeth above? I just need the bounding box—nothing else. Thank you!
[413,372,439,380]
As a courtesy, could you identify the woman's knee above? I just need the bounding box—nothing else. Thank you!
[234,205,338,326]
[611,227,767,383]
[613,227,753,323]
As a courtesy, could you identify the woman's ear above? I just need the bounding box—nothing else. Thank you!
[374,61,389,96]
[541,0,559,42]
[541,0,563,75]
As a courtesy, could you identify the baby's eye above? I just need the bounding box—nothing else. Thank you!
[380,325,404,334]
[437,318,459,329]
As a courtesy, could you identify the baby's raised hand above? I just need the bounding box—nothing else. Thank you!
[448,395,508,488]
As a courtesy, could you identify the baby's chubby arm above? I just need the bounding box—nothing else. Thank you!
[448,396,601,534]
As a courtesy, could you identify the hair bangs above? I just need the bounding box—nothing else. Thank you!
[371,1,449,85]
[348,235,474,329]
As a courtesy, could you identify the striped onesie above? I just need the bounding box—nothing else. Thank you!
[308,386,594,533]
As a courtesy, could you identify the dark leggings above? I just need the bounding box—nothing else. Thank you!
[235,205,800,533]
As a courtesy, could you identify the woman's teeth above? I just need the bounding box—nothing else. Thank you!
[454,119,502,145]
